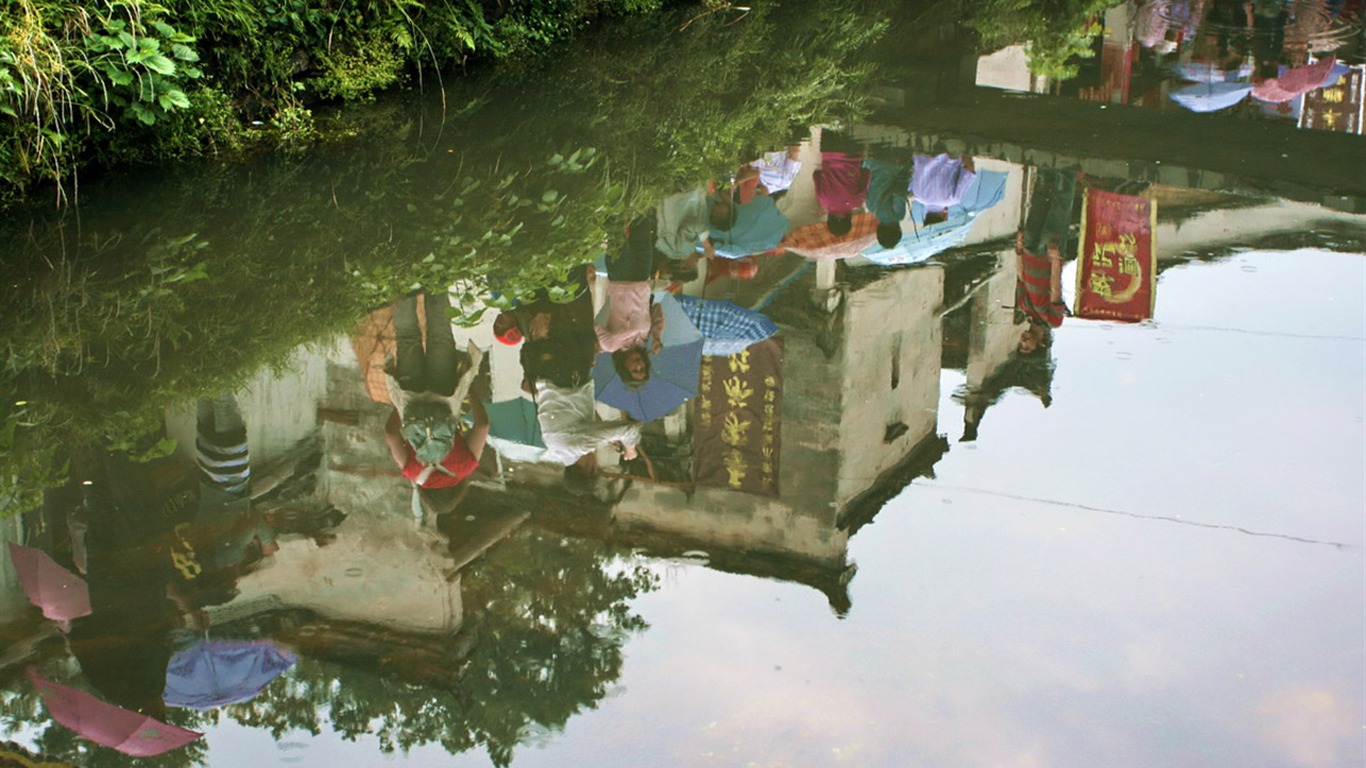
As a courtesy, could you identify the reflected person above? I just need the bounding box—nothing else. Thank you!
[597,226,665,387]
[864,151,912,249]
[1015,169,1079,354]
[382,291,489,490]
[813,131,869,236]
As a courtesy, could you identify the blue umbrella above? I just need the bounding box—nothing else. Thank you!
[1170,81,1253,112]
[861,212,979,266]
[709,195,790,258]
[673,295,779,357]
[910,169,1008,226]
[594,293,704,421]
[869,169,1009,266]
[484,397,544,448]
[164,639,296,710]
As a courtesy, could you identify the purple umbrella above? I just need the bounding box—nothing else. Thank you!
[164,639,297,710]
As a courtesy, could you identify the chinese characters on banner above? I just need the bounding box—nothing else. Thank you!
[1073,188,1157,322]
[693,337,784,496]
[1301,65,1363,134]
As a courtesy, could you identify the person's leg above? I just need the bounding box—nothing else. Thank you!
[611,214,658,282]
[392,294,426,391]
[422,291,461,396]
[197,394,250,496]
[1023,170,1074,254]
[1038,171,1077,252]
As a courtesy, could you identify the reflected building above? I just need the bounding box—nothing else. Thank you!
[576,262,952,616]
[155,339,527,636]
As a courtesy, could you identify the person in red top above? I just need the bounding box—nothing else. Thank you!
[1014,169,1078,354]
[813,132,869,237]
[382,291,488,490]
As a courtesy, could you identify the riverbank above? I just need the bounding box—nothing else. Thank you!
[0,0,666,207]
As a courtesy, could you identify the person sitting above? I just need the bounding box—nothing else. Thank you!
[381,291,488,490]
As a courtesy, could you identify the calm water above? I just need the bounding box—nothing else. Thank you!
[2,2,1364,767]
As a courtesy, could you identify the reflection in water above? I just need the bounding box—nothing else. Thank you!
[1,2,1364,766]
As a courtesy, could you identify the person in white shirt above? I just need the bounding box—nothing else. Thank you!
[534,380,641,467]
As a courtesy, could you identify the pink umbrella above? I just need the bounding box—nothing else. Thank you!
[7,543,91,631]
[27,668,203,757]
[1253,56,1338,103]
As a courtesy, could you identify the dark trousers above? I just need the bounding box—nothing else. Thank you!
[1023,170,1078,255]
[393,291,459,396]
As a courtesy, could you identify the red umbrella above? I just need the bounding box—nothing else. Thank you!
[1252,56,1338,103]
[27,668,203,757]
[7,543,91,631]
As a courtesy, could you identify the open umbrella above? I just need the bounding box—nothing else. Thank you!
[861,169,1010,266]
[1170,80,1253,112]
[861,212,980,266]
[8,543,91,632]
[709,195,790,258]
[484,397,545,448]
[1253,56,1340,103]
[594,293,704,421]
[164,639,296,710]
[28,668,202,757]
[781,212,879,260]
[673,296,780,357]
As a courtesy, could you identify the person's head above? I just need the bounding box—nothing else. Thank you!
[876,221,902,249]
[1017,322,1053,356]
[710,196,738,232]
[493,312,523,346]
[826,213,852,237]
[612,346,652,387]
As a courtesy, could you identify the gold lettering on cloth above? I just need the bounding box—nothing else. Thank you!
[1088,272,1114,299]
[723,376,754,409]
[724,449,748,487]
[721,412,752,448]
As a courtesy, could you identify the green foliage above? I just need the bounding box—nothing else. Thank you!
[0,0,673,204]
[309,27,409,102]
[85,2,202,126]
[962,0,1112,80]
[0,0,203,200]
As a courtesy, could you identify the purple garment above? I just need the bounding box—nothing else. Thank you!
[814,152,869,215]
[911,154,976,210]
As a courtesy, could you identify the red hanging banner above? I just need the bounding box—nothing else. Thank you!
[1073,188,1157,322]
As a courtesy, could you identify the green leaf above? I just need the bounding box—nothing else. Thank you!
[131,103,156,125]
[143,54,176,75]
[151,20,176,38]
[172,44,199,62]
[164,89,190,109]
